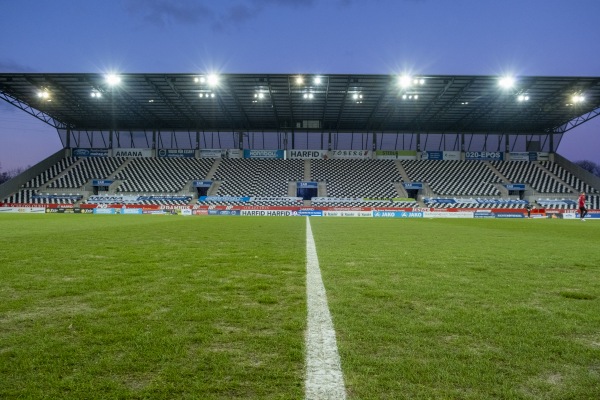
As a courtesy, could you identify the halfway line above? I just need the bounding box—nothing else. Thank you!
[305,217,347,400]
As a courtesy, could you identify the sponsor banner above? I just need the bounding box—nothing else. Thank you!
[227,149,242,159]
[330,150,372,159]
[443,151,461,160]
[92,179,114,186]
[93,208,116,214]
[421,151,443,160]
[288,150,328,159]
[32,194,82,201]
[193,209,209,215]
[112,148,152,158]
[199,196,250,202]
[294,210,323,216]
[250,197,302,202]
[240,210,292,216]
[312,197,363,203]
[181,209,192,216]
[510,152,530,161]
[465,151,504,161]
[157,149,195,158]
[88,195,139,204]
[494,212,525,218]
[0,207,45,213]
[243,149,284,159]
[473,210,495,219]
[373,150,412,160]
[73,148,109,157]
[423,211,474,218]
[403,182,423,190]
[143,210,169,215]
[200,149,225,158]
[375,150,418,160]
[45,208,77,214]
[323,211,372,217]
[137,196,190,202]
[193,180,213,187]
[122,208,143,215]
[505,183,526,190]
[536,152,550,161]
[372,211,423,218]
[208,210,241,216]
[298,181,318,188]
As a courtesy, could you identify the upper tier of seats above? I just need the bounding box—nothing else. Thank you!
[114,158,213,193]
[310,159,401,197]
[402,160,501,196]
[48,157,124,189]
[491,161,571,193]
[212,159,304,197]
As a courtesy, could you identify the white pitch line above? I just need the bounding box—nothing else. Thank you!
[305,217,347,400]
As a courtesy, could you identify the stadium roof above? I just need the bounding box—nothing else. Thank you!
[1,73,599,135]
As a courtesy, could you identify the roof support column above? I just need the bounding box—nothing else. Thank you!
[372,132,377,151]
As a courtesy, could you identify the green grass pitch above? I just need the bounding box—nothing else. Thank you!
[1,214,599,399]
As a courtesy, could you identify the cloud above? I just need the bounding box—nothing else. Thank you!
[0,60,36,73]
[124,0,214,27]
[125,0,317,30]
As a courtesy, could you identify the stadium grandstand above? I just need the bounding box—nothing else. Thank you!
[1,72,599,218]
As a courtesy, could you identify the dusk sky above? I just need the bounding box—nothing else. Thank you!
[1,0,599,171]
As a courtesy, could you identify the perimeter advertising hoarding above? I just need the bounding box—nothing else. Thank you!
[243,149,284,159]
[0,207,45,213]
[73,148,109,157]
[330,150,372,159]
[421,151,459,160]
[323,211,372,217]
[208,210,241,216]
[200,149,226,158]
[465,151,504,161]
[157,149,195,158]
[287,150,328,159]
[112,148,152,158]
[403,182,423,190]
[372,211,423,218]
[375,150,417,160]
[241,210,293,216]
[227,149,242,159]
[509,152,550,161]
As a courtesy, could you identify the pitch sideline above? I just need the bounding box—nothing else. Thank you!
[305,217,347,399]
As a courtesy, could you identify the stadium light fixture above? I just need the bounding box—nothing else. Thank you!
[399,75,412,88]
[303,92,314,100]
[105,74,122,86]
[37,90,50,99]
[206,74,219,87]
[517,94,529,102]
[572,94,585,104]
[499,76,515,89]
[90,90,102,98]
[314,76,322,85]
[296,76,304,85]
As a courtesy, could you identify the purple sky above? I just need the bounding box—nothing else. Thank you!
[1,0,599,171]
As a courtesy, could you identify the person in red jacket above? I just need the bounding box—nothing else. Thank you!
[578,191,588,221]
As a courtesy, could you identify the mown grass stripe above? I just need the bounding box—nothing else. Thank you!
[305,217,346,400]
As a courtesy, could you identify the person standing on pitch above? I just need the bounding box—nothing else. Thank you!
[578,191,588,221]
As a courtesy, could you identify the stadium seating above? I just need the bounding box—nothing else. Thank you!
[539,161,598,194]
[401,160,501,196]
[48,157,125,189]
[114,158,213,193]
[310,159,401,198]
[491,161,570,193]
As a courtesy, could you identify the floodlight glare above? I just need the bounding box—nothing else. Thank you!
[37,91,50,99]
[210,93,215,98]
[106,74,121,86]
[296,76,304,85]
[206,74,219,86]
[572,94,585,103]
[399,75,412,88]
[314,76,322,85]
[517,94,529,102]
[352,93,358,100]
[499,76,515,89]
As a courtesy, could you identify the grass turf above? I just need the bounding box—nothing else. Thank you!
[1,215,600,399]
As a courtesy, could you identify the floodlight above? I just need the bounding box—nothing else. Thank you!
[210,93,215,98]
[399,75,412,88]
[37,91,50,99]
[414,95,419,100]
[517,94,529,102]
[314,76,322,85]
[106,74,121,86]
[499,76,515,89]
[206,74,219,86]
[402,94,407,100]
[572,94,585,103]
[352,93,358,100]
[296,76,304,85]
[91,91,102,98]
